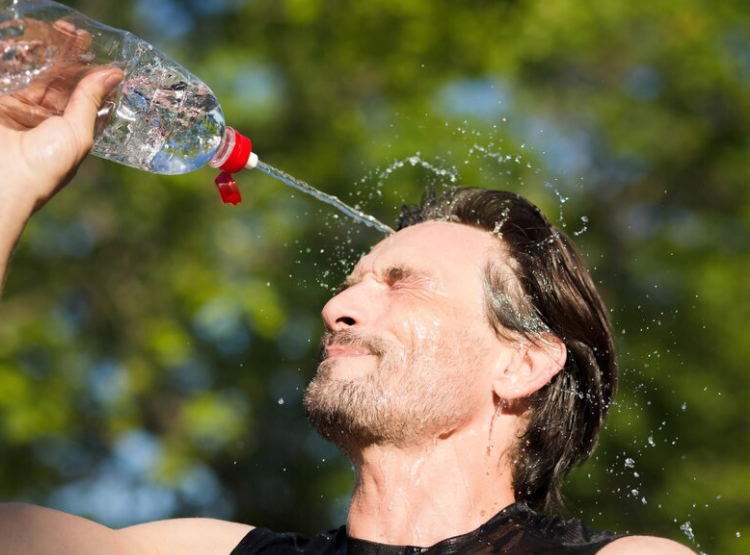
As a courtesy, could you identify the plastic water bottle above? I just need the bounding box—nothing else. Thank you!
[0,0,256,204]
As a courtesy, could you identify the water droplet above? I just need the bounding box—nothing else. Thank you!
[0,18,25,38]
[680,522,695,542]
[624,458,636,468]
[278,398,285,405]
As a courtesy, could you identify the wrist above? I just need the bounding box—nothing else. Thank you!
[0,182,38,271]
[0,181,38,225]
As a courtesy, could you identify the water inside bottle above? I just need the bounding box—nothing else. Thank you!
[255,161,395,235]
[93,39,225,175]
[0,12,224,175]
[0,17,58,94]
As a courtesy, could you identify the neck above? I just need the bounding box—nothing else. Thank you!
[345,414,518,547]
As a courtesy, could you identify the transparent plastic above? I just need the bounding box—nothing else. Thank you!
[0,1,393,230]
[0,0,226,174]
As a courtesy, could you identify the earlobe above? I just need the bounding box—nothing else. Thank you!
[492,335,566,400]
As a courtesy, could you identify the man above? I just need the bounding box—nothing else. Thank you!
[0,70,693,554]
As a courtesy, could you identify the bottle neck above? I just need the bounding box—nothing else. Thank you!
[209,127,256,172]
[210,127,258,205]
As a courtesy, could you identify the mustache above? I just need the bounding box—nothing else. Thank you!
[318,330,388,363]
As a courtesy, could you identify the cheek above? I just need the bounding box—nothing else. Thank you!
[394,311,453,365]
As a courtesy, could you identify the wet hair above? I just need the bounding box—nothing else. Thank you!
[398,186,617,514]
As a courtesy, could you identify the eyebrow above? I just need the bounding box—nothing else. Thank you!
[336,265,427,293]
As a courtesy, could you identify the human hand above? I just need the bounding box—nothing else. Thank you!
[0,65,123,214]
[0,64,122,299]
[0,15,124,214]
[0,18,107,130]
[0,19,123,300]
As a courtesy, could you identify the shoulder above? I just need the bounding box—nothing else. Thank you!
[120,517,254,555]
[598,535,696,554]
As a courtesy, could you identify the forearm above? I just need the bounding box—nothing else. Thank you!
[0,503,148,555]
[0,186,36,303]
[0,503,252,555]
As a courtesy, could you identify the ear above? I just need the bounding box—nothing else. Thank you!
[492,335,567,400]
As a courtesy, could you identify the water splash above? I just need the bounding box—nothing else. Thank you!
[470,143,514,164]
[376,154,459,186]
[679,521,707,555]
[573,215,589,237]
[680,521,695,541]
[544,182,569,225]
[255,160,395,235]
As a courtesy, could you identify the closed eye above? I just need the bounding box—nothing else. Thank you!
[385,266,432,290]
[334,266,433,293]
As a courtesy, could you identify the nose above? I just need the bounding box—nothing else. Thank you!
[321,285,367,331]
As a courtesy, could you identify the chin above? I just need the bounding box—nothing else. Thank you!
[318,356,375,380]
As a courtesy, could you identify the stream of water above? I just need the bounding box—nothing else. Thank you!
[255,160,395,236]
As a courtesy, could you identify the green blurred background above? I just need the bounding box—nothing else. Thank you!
[1,0,749,553]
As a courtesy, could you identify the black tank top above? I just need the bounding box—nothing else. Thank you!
[230,502,619,555]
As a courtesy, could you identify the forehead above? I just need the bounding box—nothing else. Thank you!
[352,221,499,284]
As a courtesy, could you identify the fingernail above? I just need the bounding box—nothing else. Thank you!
[103,71,123,92]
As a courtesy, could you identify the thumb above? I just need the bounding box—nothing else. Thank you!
[63,68,124,147]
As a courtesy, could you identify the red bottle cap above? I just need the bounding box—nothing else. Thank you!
[219,129,253,174]
[210,128,255,205]
[215,171,242,205]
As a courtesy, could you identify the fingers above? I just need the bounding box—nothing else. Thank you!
[75,28,93,53]
[0,94,52,130]
[52,19,93,53]
[62,67,124,148]
[52,20,78,36]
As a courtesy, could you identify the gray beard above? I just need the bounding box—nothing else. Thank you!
[303,330,477,457]
[304,359,411,455]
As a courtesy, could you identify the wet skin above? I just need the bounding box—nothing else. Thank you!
[320,220,504,397]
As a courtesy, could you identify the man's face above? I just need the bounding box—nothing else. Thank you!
[304,221,509,453]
